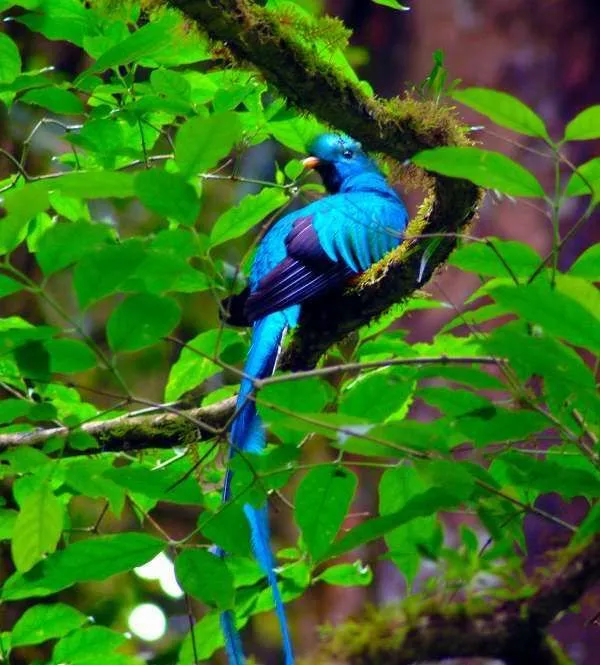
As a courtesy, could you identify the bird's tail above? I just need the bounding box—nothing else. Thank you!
[220,312,294,665]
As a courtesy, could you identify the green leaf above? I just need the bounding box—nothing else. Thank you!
[0,70,52,96]
[175,112,242,177]
[416,460,475,501]
[0,398,31,424]
[0,273,23,298]
[340,367,415,422]
[451,87,549,139]
[52,626,126,665]
[0,507,17,541]
[73,241,146,308]
[49,190,90,222]
[564,105,600,141]
[67,430,99,452]
[107,293,180,352]
[104,461,203,505]
[129,249,210,294]
[210,188,288,247]
[484,321,599,430]
[416,364,505,391]
[295,465,357,561]
[492,451,600,500]
[359,299,440,341]
[0,213,32,254]
[36,220,112,275]
[569,244,600,280]
[316,561,372,586]
[379,466,438,581]
[371,0,410,8]
[327,483,456,560]
[53,171,136,198]
[2,532,164,600]
[175,549,234,611]
[11,481,63,572]
[577,502,600,542]
[165,329,241,401]
[149,28,211,67]
[62,458,124,514]
[76,14,179,82]
[214,83,254,112]
[0,182,50,253]
[564,158,600,202]
[440,302,508,334]
[0,320,57,356]
[20,86,84,114]
[268,113,325,152]
[457,406,549,447]
[449,238,542,278]
[177,613,225,664]
[419,386,492,417]
[334,419,450,457]
[15,0,95,48]
[0,33,21,84]
[151,68,191,100]
[12,603,87,647]
[412,146,545,197]
[258,377,334,438]
[44,338,96,373]
[135,169,201,226]
[489,280,600,353]
[67,118,124,168]
[198,502,252,559]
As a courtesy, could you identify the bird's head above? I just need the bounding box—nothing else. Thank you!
[303,133,382,193]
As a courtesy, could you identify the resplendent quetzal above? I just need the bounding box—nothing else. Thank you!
[219,133,408,665]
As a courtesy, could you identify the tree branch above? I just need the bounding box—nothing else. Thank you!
[0,398,235,454]
[309,534,600,665]
[0,356,499,455]
[168,0,481,370]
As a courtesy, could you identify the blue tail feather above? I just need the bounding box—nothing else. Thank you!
[221,611,245,665]
[244,504,294,665]
[219,311,295,665]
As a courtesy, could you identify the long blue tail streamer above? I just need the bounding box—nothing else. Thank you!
[219,312,295,665]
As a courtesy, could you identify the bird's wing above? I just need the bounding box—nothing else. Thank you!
[244,196,406,322]
[311,194,405,273]
[245,214,352,322]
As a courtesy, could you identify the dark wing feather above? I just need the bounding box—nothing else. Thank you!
[285,215,334,267]
[245,216,353,322]
[245,256,352,322]
[220,287,251,327]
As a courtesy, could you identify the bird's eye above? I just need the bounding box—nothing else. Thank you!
[342,149,353,158]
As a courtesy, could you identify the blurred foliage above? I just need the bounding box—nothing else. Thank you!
[0,0,598,664]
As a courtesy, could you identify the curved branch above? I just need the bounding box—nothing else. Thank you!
[168,0,480,370]
[309,535,600,665]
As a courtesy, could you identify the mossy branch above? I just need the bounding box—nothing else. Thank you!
[0,398,235,454]
[167,0,480,370]
[308,534,600,665]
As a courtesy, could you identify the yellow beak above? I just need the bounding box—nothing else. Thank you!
[302,156,321,170]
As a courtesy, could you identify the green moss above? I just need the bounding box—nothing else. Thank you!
[307,606,409,664]
[546,636,576,665]
[94,414,198,452]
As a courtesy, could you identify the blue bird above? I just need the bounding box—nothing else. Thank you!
[219,133,408,665]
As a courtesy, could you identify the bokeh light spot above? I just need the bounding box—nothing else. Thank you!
[127,603,167,642]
